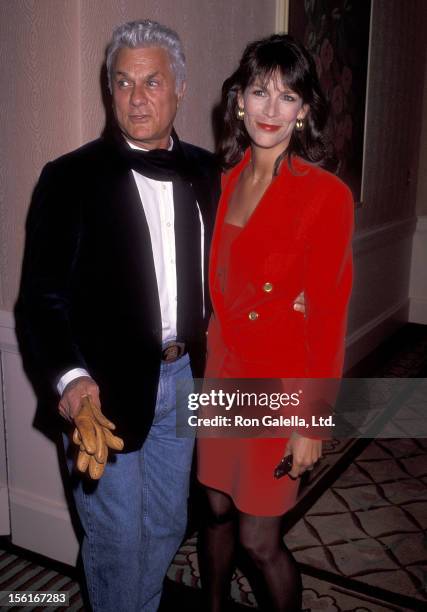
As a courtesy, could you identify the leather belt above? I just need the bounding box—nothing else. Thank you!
[161,341,186,363]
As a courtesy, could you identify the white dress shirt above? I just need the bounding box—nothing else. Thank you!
[57,137,204,395]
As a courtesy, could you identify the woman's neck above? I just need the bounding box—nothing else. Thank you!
[249,144,286,182]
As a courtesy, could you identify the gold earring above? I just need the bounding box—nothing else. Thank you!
[295,118,304,131]
[236,107,245,120]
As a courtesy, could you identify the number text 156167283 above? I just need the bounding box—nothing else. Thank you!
[0,591,69,607]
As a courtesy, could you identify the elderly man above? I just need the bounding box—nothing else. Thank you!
[16,19,220,612]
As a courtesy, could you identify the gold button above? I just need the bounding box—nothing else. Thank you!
[263,282,273,293]
[248,311,259,321]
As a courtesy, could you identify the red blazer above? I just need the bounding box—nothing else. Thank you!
[207,150,354,382]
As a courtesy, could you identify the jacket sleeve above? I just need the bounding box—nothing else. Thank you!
[304,182,354,377]
[15,161,87,390]
[294,180,354,436]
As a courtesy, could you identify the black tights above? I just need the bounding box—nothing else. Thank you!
[198,487,302,612]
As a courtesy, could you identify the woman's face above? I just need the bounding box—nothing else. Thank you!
[238,72,308,154]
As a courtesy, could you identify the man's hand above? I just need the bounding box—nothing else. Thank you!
[285,431,322,479]
[58,377,124,480]
[74,395,116,455]
[293,291,306,315]
[58,375,100,422]
[72,396,124,480]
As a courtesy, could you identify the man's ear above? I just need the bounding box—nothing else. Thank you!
[177,81,186,104]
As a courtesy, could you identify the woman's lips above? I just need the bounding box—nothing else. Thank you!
[256,122,281,132]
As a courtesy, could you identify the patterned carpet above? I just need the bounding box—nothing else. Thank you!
[293,438,427,609]
[1,323,427,611]
[168,439,427,611]
[0,546,82,610]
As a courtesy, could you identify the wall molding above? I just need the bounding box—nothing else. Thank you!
[275,0,289,32]
[345,218,416,368]
[9,488,78,565]
[414,215,427,232]
[0,310,17,353]
[409,215,427,324]
[0,334,79,564]
[9,487,71,523]
[346,298,408,347]
[410,298,427,325]
[345,300,409,371]
[0,321,11,536]
[352,216,417,255]
[0,487,10,535]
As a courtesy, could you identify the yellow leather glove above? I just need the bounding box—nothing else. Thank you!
[72,396,124,479]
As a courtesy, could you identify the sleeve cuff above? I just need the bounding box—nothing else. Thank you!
[57,368,90,395]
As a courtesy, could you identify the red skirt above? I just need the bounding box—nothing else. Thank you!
[197,317,299,517]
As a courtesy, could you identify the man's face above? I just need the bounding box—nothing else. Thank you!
[112,46,184,150]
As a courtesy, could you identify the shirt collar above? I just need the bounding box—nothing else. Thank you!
[126,137,173,152]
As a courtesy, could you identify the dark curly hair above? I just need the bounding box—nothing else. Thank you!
[217,34,329,173]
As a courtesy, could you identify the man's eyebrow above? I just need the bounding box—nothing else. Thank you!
[114,70,162,78]
[145,71,162,80]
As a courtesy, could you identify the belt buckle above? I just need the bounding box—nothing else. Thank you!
[162,341,185,362]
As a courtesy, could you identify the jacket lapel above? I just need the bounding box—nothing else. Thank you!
[106,167,162,338]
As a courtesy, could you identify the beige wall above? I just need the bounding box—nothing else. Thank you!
[78,0,276,145]
[0,1,81,313]
[0,0,275,312]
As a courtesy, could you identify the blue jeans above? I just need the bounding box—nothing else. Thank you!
[63,354,194,612]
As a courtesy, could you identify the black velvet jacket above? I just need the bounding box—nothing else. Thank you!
[16,134,220,451]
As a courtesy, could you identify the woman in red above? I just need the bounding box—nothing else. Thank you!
[197,34,353,611]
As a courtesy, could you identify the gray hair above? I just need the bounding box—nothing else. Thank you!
[106,19,186,93]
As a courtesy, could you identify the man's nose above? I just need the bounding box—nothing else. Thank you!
[130,83,147,106]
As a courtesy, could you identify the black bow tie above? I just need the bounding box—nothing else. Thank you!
[112,127,194,181]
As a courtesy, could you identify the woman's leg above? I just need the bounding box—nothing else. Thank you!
[238,512,302,612]
[198,486,237,612]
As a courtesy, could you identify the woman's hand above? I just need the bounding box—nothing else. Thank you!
[293,291,305,315]
[285,431,322,479]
